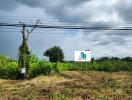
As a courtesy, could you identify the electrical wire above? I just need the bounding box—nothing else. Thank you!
[1,22,132,30]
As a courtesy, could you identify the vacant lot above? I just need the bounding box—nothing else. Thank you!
[0,71,131,100]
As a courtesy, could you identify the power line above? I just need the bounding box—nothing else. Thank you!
[1,16,132,25]
[1,22,132,30]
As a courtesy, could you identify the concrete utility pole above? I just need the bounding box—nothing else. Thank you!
[18,20,40,79]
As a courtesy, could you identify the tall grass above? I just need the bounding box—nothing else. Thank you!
[0,55,132,79]
[57,60,132,72]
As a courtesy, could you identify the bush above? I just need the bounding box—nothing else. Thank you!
[28,61,56,78]
[61,60,132,72]
[0,55,132,79]
[56,62,78,72]
[0,55,61,79]
[0,62,21,79]
[6,64,21,79]
[97,60,132,72]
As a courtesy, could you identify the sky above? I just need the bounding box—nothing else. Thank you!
[0,0,132,60]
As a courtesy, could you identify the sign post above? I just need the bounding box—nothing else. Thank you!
[74,50,91,71]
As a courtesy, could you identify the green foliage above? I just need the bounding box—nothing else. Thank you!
[56,60,132,72]
[97,60,132,72]
[0,55,11,66]
[0,61,21,79]
[18,40,31,73]
[44,46,64,62]
[29,62,50,77]
[30,55,40,64]
[56,62,71,72]
[52,93,68,100]
[122,57,132,62]
[28,61,57,78]
[5,64,21,79]
[0,55,60,79]
[56,62,93,72]
[0,55,132,80]
[0,56,21,79]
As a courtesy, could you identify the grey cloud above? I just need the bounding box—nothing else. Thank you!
[79,28,132,46]
[17,0,41,7]
[0,0,92,22]
[1,0,132,60]
[0,0,42,11]
[95,41,111,45]
[0,0,18,11]
[0,0,114,23]
[115,0,132,22]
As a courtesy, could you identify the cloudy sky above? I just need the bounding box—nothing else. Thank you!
[0,0,132,60]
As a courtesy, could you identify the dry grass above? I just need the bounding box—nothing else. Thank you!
[0,71,131,100]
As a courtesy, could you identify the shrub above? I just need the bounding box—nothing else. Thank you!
[97,60,132,72]
[0,62,21,79]
[62,60,132,72]
[0,55,132,79]
[28,61,56,78]
[0,55,10,67]
[56,62,77,72]
[6,64,21,79]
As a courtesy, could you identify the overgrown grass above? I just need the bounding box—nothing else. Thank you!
[29,61,56,78]
[56,60,132,72]
[0,71,131,99]
[0,55,132,79]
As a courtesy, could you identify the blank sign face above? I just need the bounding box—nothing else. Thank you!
[74,51,91,62]
[21,68,26,74]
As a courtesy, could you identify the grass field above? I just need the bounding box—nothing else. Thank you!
[0,71,131,100]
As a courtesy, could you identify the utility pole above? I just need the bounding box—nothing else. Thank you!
[18,20,40,79]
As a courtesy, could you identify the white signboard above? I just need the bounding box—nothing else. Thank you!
[74,50,91,62]
[21,68,26,74]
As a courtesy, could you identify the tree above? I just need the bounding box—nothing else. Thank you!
[18,40,31,70]
[18,21,39,76]
[44,46,64,62]
[122,57,132,62]
[98,57,110,61]
[18,24,31,74]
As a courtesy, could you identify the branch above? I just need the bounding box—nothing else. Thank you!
[26,20,40,40]
[28,20,40,34]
